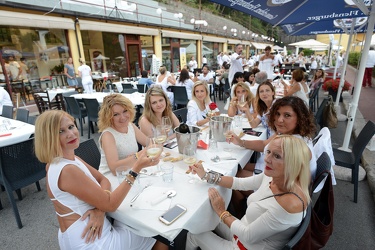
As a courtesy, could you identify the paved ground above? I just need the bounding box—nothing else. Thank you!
[1,67,375,249]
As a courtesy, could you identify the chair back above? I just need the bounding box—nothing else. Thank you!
[15,108,29,123]
[74,139,101,170]
[282,203,312,249]
[62,91,78,97]
[27,115,37,125]
[312,152,332,192]
[136,84,146,93]
[32,93,49,114]
[64,96,84,117]
[2,105,14,118]
[314,97,328,129]
[82,98,100,122]
[122,83,134,91]
[224,78,230,92]
[352,121,375,165]
[309,87,320,112]
[0,139,46,228]
[123,88,138,94]
[171,86,189,106]
[173,108,188,123]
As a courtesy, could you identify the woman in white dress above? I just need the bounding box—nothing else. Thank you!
[34,110,167,250]
[155,66,176,104]
[175,68,194,100]
[139,86,180,140]
[187,81,219,126]
[259,46,275,80]
[281,69,309,106]
[78,59,93,94]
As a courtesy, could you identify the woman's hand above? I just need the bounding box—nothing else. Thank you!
[238,102,250,113]
[136,148,161,169]
[208,188,226,216]
[227,131,242,146]
[81,208,105,243]
[189,162,206,179]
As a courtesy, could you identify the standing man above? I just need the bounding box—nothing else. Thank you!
[228,44,245,84]
[19,57,29,81]
[8,55,22,81]
[217,52,223,68]
[363,46,375,87]
[309,56,317,78]
[188,56,198,72]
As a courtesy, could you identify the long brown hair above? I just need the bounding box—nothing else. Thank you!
[142,86,174,126]
[255,81,275,115]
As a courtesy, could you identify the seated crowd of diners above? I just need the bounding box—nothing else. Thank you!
[34,62,333,249]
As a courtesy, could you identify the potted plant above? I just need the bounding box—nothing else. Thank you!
[322,78,351,102]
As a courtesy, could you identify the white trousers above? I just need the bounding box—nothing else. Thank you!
[185,222,240,250]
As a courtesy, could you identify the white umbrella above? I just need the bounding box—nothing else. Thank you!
[94,54,110,60]
[289,39,329,50]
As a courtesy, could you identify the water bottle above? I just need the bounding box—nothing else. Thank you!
[109,84,113,94]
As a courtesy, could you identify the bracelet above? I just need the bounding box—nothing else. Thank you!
[248,116,254,123]
[221,213,232,223]
[241,140,246,148]
[220,211,230,221]
[129,169,138,179]
[134,153,139,160]
[124,177,133,186]
[104,190,111,195]
[201,172,209,181]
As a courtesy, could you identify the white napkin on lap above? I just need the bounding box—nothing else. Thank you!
[130,187,172,211]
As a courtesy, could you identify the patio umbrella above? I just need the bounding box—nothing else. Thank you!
[289,39,329,49]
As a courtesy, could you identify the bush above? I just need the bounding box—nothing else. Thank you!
[348,52,361,66]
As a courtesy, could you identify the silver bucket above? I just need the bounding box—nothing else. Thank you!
[210,116,233,142]
[174,126,200,154]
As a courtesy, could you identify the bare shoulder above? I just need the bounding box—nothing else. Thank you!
[277,191,307,214]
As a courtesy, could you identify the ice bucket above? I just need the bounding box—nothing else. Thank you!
[210,116,233,142]
[174,126,201,154]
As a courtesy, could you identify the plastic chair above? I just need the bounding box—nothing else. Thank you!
[173,108,188,123]
[333,120,375,203]
[282,203,312,249]
[82,98,100,139]
[121,83,134,92]
[2,105,14,118]
[314,97,328,130]
[0,139,46,228]
[123,88,138,94]
[15,108,29,123]
[309,87,320,112]
[171,86,189,109]
[64,96,88,136]
[136,84,147,93]
[27,115,37,125]
[312,152,332,193]
[74,139,101,170]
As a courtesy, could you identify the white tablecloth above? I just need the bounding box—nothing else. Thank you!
[48,88,76,101]
[71,92,145,106]
[107,123,266,241]
[0,117,35,147]
[112,81,137,93]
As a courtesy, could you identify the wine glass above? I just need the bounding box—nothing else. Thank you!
[146,138,163,176]
[154,125,167,145]
[223,122,233,152]
[183,145,198,184]
[162,116,172,135]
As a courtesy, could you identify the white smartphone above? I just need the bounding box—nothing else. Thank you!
[159,204,187,225]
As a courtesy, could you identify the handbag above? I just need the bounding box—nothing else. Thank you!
[294,172,334,250]
[323,95,338,128]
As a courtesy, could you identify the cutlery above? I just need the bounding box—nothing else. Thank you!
[130,184,151,203]
[150,190,177,205]
[211,155,236,162]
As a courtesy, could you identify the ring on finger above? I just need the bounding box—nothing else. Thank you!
[90,226,96,231]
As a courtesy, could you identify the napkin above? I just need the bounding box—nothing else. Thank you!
[130,187,172,211]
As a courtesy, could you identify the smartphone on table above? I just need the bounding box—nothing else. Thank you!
[159,204,187,225]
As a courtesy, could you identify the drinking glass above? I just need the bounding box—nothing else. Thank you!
[162,116,172,134]
[154,125,167,145]
[223,125,233,152]
[183,145,198,184]
[238,95,247,108]
[146,138,163,176]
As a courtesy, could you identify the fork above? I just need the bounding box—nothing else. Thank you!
[130,184,151,203]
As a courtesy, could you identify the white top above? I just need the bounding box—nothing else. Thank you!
[231,174,305,249]
[292,82,309,106]
[78,64,92,78]
[186,100,218,126]
[202,57,207,64]
[0,87,13,115]
[188,60,198,72]
[198,72,214,83]
[176,79,194,100]
[228,52,244,84]
[259,58,275,80]
[98,125,138,175]
[8,61,20,80]
[156,72,171,92]
[310,60,318,70]
[365,49,375,68]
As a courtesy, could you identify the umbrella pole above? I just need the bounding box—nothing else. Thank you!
[340,7,375,151]
[0,50,13,97]
[333,33,342,80]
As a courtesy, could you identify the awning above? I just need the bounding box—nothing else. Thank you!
[202,36,227,43]
[162,30,202,40]
[79,20,159,36]
[242,41,251,46]
[227,39,242,45]
[0,10,74,29]
[251,42,273,50]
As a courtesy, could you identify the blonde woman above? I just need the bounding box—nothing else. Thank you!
[187,81,219,127]
[139,86,180,139]
[78,58,93,94]
[227,82,256,122]
[155,66,176,104]
[98,94,158,175]
[34,110,167,250]
[186,135,311,250]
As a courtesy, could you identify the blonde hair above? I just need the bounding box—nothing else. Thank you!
[233,82,254,106]
[159,66,166,75]
[98,94,135,132]
[272,135,311,203]
[142,86,174,126]
[191,81,211,108]
[34,110,74,163]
